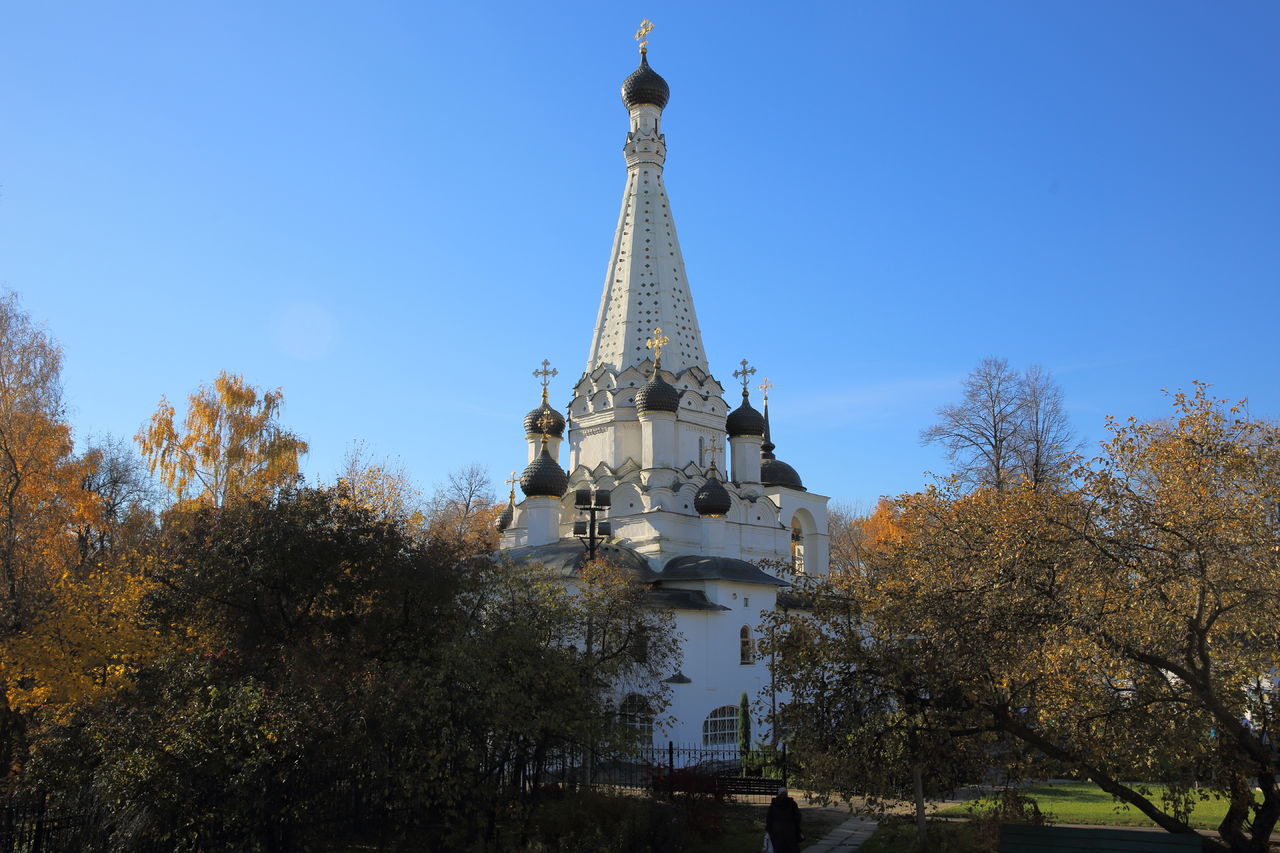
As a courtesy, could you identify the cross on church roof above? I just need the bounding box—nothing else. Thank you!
[635,18,653,54]
[505,470,518,501]
[533,359,557,388]
[535,412,555,447]
[645,327,669,369]
[704,441,724,472]
[758,377,774,403]
[732,359,757,392]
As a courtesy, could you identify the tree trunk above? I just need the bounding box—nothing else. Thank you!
[912,760,927,844]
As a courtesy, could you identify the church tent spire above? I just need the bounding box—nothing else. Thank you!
[585,38,709,377]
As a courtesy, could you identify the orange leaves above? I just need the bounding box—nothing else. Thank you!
[137,370,309,506]
[1,567,163,719]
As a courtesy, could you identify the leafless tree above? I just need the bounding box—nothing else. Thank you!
[77,435,160,568]
[922,358,1076,492]
[1015,364,1077,490]
[425,463,498,553]
[922,357,1024,491]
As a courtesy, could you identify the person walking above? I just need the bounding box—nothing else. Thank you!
[765,786,803,853]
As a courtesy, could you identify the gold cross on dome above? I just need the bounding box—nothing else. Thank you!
[758,377,774,403]
[635,19,653,54]
[705,441,724,472]
[732,359,757,391]
[535,412,556,447]
[645,327,669,368]
[505,470,518,500]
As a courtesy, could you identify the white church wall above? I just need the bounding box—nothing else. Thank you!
[655,581,780,746]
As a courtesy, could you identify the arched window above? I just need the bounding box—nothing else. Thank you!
[791,520,805,574]
[619,693,654,741]
[739,625,754,665]
[702,705,738,746]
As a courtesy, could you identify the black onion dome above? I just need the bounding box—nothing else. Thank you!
[495,502,514,532]
[761,458,805,491]
[635,373,680,414]
[760,400,804,490]
[621,54,670,110]
[523,399,565,438]
[519,447,568,498]
[725,391,766,437]
[694,473,732,517]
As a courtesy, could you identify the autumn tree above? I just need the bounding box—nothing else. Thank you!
[789,385,1280,853]
[826,498,902,575]
[0,293,102,776]
[424,462,500,554]
[28,484,677,848]
[765,554,993,843]
[922,357,1075,491]
[0,304,162,749]
[338,439,425,525]
[74,435,159,571]
[136,370,308,506]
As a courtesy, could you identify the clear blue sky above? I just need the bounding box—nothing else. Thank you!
[3,2,1278,509]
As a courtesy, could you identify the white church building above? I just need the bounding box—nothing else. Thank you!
[497,42,829,747]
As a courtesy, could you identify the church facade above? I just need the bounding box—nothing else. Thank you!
[497,45,829,747]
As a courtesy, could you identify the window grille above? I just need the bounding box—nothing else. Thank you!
[702,705,738,746]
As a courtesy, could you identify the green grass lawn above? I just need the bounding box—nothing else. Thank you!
[939,781,1244,830]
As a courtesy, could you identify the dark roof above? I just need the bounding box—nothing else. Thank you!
[663,671,693,684]
[519,447,568,498]
[502,538,655,579]
[694,474,732,517]
[635,374,680,414]
[761,458,805,491]
[726,391,765,437]
[645,587,730,611]
[621,54,670,110]
[495,502,514,532]
[760,399,804,489]
[524,398,566,438]
[775,591,813,610]
[659,555,788,586]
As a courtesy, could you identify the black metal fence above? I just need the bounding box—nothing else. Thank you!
[0,766,428,853]
[540,742,789,804]
[0,744,787,850]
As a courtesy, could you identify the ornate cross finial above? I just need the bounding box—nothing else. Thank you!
[705,441,724,473]
[635,18,653,54]
[536,412,555,447]
[533,359,558,401]
[645,327,669,369]
[758,377,774,403]
[732,359,757,392]
[505,471,518,501]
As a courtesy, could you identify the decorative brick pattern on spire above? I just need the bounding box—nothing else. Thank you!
[585,59,709,377]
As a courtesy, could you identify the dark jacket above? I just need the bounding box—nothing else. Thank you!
[765,793,803,853]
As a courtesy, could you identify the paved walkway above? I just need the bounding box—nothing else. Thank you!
[802,816,879,852]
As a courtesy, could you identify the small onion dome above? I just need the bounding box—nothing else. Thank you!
[760,457,805,491]
[761,400,805,490]
[523,397,565,438]
[495,501,514,532]
[520,446,568,498]
[635,373,680,414]
[621,54,670,111]
[694,472,732,517]
[725,391,765,437]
